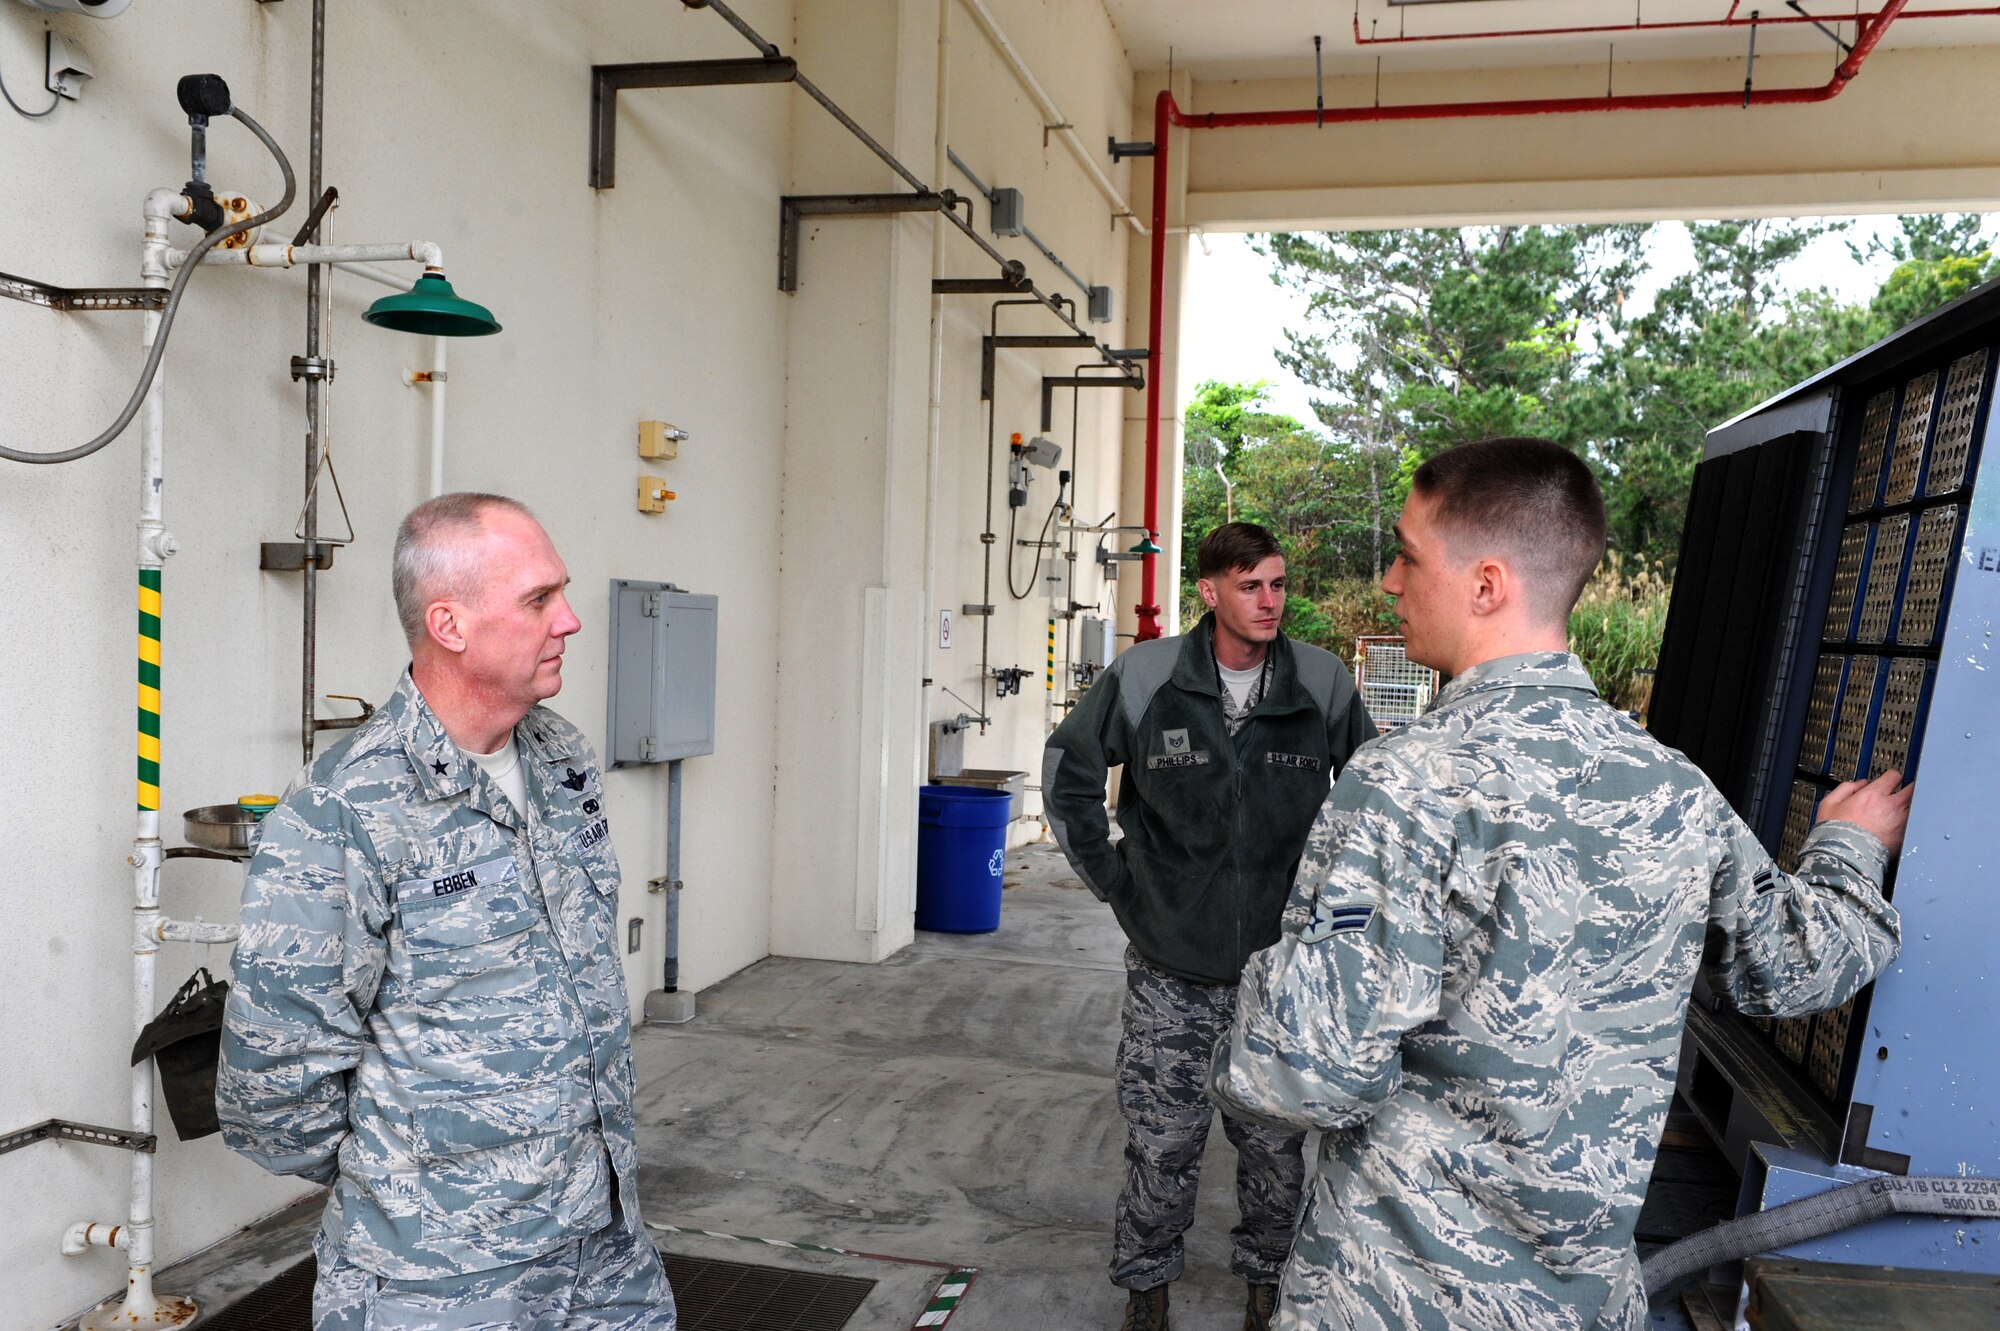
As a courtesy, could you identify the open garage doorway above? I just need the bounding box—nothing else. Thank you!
[1175,213,1997,718]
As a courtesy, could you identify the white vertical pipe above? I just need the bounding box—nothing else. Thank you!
[920,0,951,724]
[122,188,174,1327]
[955,0,1146,235]
[322,262,450,496]
[429,337,448,497]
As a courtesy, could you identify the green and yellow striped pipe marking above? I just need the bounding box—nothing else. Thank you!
[1046,618,1055,692]
[138,568,161,811]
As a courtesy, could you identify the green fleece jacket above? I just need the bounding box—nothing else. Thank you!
[1042,616,1375,986]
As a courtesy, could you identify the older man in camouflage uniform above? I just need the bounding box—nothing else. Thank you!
[217,494,675,1330]
[1212,437,1908,1331]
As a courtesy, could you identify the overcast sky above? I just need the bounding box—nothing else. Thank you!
[1178,218,1917,429]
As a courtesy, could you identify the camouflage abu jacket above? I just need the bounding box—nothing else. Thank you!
[217,671,641,1280]
[1210,652,1901,1331]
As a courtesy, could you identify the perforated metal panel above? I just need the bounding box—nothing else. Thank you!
[1777,780,1820,871]
[1658,287,2000,1276]
[1827,654,1880,780]
[1808,998,1856,1099]
[1897,505,1961,645]
[1773,1015,1811,1065]
[1848,389,1896,511]
[1882,370,1938,505]
[1823,525,1870,642]
[1797,658,1844,775]
[1868,658,1927,778]
[1855,515,1910,644]
[1926,347,1989,495]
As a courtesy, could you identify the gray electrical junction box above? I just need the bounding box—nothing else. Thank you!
[607,580,717,767]
[989,186,1026,237]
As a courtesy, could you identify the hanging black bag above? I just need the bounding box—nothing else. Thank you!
[130,967,230,1141]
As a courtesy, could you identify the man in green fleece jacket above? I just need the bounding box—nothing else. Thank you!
[1043,521,1376,1331]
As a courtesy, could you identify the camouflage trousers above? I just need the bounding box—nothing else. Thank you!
[313,1207,676,1331]
[1113,945,1306,1290]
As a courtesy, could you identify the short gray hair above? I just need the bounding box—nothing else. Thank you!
[391,493,534,644]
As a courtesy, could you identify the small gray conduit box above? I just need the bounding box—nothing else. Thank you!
[989,186,1026,237]
[607,580,718,767]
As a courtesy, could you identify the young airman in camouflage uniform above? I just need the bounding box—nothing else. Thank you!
[1045,523,1375,1331]
[217,495,675,1330]
[1211,438,1908,1331]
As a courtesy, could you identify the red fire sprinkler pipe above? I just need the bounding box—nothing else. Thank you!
[1130,0,1908,641]
[1353,0,1995,48]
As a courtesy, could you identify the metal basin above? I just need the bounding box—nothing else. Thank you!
[932,768,1026,822]
[183,805,262,856]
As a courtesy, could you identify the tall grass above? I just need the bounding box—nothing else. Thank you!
[1567,553,1672,715]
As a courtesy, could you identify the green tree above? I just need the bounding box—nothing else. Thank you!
[1599,216,1991,564]
[1261,224,1647,468]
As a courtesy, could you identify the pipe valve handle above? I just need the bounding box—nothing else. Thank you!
[176,74,232,121]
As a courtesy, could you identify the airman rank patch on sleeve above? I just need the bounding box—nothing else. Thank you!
[1301,896,1375,943]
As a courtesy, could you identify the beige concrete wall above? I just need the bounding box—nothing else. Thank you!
[0,1,793,1323]
[768,0,1138,963]
[936,0,1138,828]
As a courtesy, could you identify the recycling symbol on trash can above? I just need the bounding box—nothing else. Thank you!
[988,849,1005,878]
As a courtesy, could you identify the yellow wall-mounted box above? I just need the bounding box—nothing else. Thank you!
[637,476,676,513]
[639,420,687,460]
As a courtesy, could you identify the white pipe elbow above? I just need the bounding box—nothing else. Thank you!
[143,189,188,224]
[62,1221,127,1256]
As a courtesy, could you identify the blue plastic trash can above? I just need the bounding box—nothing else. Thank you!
[915,784,1012,933]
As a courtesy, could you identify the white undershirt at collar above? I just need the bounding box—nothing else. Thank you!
[463,735,531,823]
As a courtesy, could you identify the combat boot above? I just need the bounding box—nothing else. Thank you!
[1119,1284,1169,1331]
[1243,1280,1278,1331]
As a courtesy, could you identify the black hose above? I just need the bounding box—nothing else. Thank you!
[1641,1174,2000,1296]
[1007,494,1060,600]
[0,105,297,465]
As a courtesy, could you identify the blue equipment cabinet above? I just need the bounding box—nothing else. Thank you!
[1649,279,2000,1273]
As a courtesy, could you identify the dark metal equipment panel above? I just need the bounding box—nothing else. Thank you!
[1658,277,2000,1277]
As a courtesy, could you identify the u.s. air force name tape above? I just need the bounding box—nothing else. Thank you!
[395,855,517,905]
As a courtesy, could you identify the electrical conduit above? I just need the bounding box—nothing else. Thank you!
[956,0,1146,234]
[1131,0,1910,640]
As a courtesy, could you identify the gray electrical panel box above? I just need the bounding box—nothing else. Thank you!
[989,186,1025,237]
[1080,614,1116,670]
[607,581,717,767]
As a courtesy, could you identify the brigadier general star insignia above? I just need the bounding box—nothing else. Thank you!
[431,760,449,776]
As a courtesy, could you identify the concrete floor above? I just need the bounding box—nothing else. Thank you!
[86,838,1707,1330]
[632,838,1259,1330]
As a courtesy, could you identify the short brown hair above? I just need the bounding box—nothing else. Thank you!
[1197,521,1283,580]
[1410,437,1606,620]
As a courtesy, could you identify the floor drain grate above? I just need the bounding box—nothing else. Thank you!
[186,1254,316,1330]
[181,1251,875,1331]
[661,1253,876,1331]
